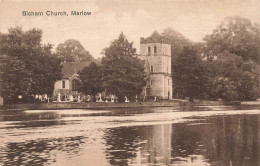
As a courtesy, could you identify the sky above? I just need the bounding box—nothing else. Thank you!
[0,0,260,58]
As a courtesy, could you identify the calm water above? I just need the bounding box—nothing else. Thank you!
[0,106,259,166]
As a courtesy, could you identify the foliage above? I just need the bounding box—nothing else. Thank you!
[161,28,192,58]
[207,52,259,101]
[0,27,62,104]
[56,39,93,62]
[203,16,260,101]
[172,46,205,101]
[204,16,260,64]
[0,56,33,103]
[102,33,147,102]
[0,27,42,57]
[78,62,103,97]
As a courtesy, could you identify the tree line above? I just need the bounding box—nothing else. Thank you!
[78,33,147,102]
[170,16,260,102]
[0,28,147,103]
[0,16,259,104]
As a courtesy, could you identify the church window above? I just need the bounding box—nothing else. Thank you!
[154,46,157,54]
[72,79,80,91]
[62,80,65,89]
[151,65,153,73]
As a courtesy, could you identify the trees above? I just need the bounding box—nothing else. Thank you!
[0,27,62,104]
[102,33,147,102]
[0,56,33,103]
[78,62,103,97]
[56,39,93,62]
[161,28,192,59]
[204,16,260,64]
[207,52,259,101]
[172,46,205,102]
[203,16,260,101]
[0,27,42,57]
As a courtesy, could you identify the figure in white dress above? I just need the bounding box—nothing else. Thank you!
[69,95,73,102]
[98,94,103,102]
[57,93,61,102]
[111,95,114,103]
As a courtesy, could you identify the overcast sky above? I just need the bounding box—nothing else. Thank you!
[0,0,260,58]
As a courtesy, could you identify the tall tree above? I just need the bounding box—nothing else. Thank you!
[56,39,93,62]
[172,46,205,102]
[78,62,103,97]
[0,55,33,103]
[204,16,260,64]
[102,33,147,102]
[203,16,260,101]
[207,52,259,101]
[0,27,62,104]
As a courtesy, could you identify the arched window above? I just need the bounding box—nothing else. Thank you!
[72,79,80,91]
[150,65,154,73]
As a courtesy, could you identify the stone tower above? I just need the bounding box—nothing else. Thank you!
[139,32,172,99]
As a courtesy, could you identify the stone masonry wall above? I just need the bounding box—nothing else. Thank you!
[139,42,172,99]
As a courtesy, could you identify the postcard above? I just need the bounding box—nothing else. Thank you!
[0,0,259,166]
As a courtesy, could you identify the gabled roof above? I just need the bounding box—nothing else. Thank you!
[61,59,101,79]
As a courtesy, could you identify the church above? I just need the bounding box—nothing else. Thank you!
[53,61,93,101]
[53,33,172,101]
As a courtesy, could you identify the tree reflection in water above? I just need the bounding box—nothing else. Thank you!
[103,114,260,166]
[0,110,259,166]
[0,136,85,166]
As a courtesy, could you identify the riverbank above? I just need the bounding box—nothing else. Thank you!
[2,99,233,111]
[3,101,180,110]
[241,99,260,105]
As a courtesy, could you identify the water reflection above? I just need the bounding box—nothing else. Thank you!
[0,136,85,166]
[103,114,260,166]
[0,107,259,166]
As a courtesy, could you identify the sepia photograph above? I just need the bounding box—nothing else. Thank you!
[0,0,260,165]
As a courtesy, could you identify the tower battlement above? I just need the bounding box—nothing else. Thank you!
[140,37,171,45]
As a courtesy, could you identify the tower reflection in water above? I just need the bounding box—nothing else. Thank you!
[103,114,259,166]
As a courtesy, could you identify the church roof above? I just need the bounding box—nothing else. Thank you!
[61,59,101,79]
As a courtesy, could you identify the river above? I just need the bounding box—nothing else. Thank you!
[0,105,259,166]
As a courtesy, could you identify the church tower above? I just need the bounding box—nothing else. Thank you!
[139,32,172,99]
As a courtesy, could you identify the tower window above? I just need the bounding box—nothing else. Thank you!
[168,79,169,85]
[148,47,151,54]
[154,46,157,54]
[62,80,65,89]
[151,65,153,73]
